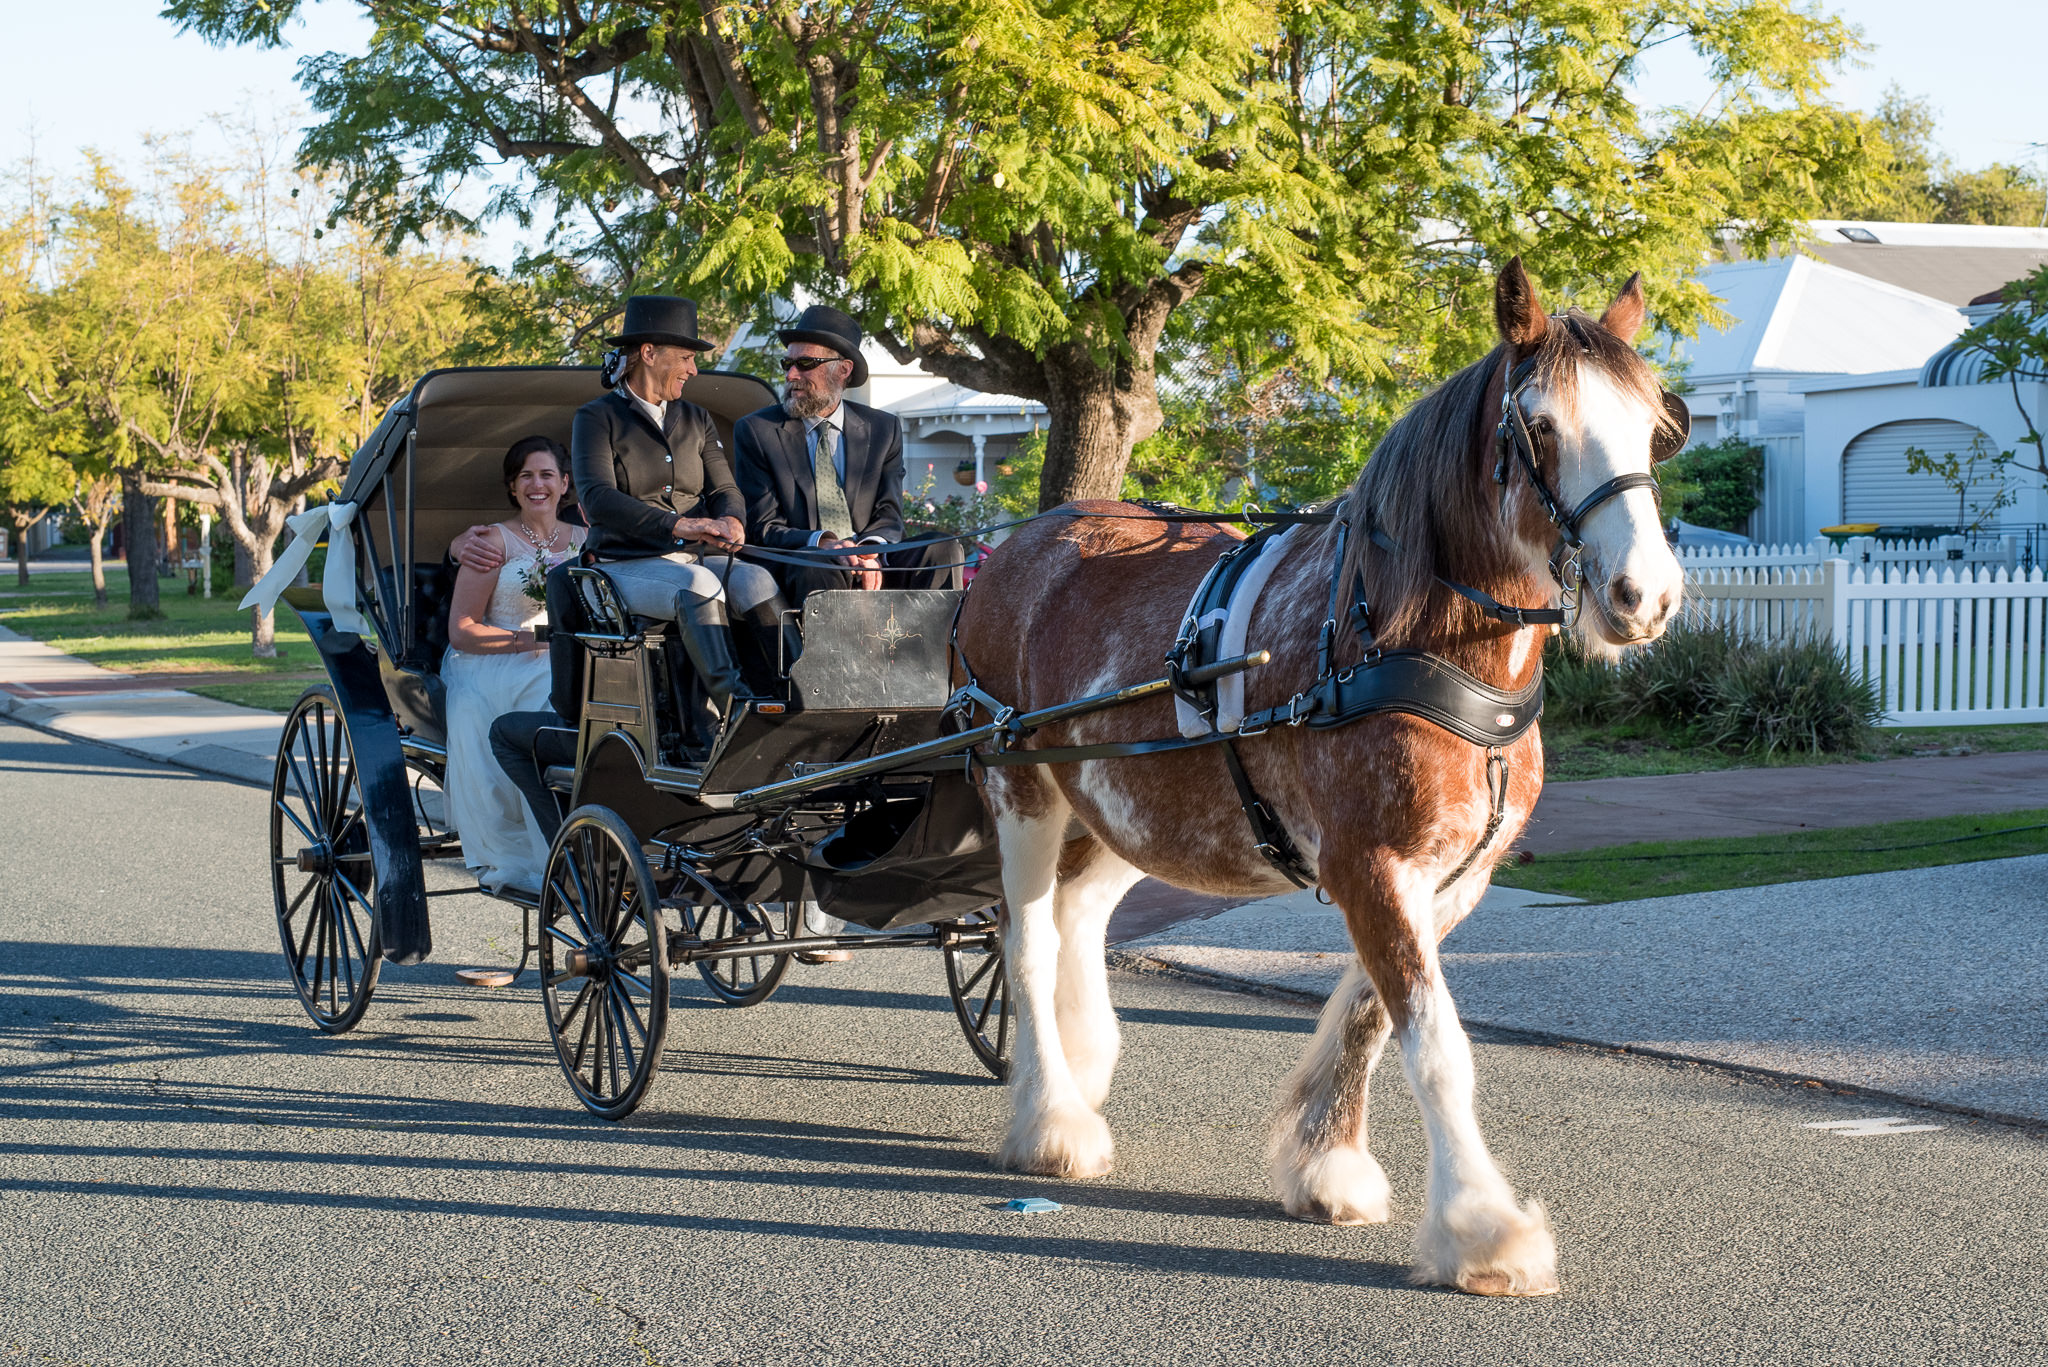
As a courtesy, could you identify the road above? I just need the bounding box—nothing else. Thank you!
[2,717,2045,1366]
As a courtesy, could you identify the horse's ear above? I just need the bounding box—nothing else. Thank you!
[1600,273,1649,343]
[1495,257,1549,349]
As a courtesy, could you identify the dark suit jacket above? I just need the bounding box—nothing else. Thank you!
[733,400,905,551]
[570,389,745,560]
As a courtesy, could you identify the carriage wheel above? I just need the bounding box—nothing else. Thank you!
[538,807,671,1120]
[679,888,797,1007]
[270,688,384,1033]
[942,907,1012,1080]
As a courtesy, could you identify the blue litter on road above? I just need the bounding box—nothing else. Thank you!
[1003,1197,1062,1213]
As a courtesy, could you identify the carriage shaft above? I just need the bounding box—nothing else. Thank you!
[728,650,1268,812]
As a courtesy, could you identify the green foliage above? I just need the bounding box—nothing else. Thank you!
[1825,85,2048,226]
[1656,437,1764,532]
[1946,264,2048,492]
[1699,636,1883,756]
[1122,371,1392,511]
[1904,434,2015,533]
[170,0,1891,511]
[1543,621,1880,756]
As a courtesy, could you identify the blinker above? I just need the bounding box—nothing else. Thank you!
[1651,390,1691,463]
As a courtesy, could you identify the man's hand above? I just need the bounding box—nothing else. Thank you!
[821,533,882,590]
[450,525,505,574]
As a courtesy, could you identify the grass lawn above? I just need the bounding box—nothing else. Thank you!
[186,679,324,712]
[0,568,316,675]
[1494,808,2048,903]
[1542,717,2048,781]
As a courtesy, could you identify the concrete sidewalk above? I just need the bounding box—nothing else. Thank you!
[1118,856,2048,1124]
[0,624,285,787]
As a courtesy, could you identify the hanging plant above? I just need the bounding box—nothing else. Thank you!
[953,457,977,486]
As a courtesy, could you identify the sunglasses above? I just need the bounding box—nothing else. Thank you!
[780,354,843,374]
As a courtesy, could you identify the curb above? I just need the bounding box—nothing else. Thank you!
[0,689,276,790]
[1106,947,2040,1133]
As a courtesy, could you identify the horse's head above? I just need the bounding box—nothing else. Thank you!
[1492,259,1686,657]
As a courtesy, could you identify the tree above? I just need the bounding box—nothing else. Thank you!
[1945,263,2048,497]
[0,448,72,587]
[67,458,122,608]
[172,0,1883,509]
[1828,86,2047,227]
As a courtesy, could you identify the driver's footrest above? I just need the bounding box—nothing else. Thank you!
[542,765,576,793]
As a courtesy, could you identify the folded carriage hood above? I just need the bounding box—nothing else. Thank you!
[335,365,779,512]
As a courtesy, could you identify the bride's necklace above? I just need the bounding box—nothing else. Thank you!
[517,519,565,555]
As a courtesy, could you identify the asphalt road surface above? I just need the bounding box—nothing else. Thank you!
[3,717,2045,1366]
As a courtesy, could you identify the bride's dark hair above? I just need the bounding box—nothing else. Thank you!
[503,435,570,508]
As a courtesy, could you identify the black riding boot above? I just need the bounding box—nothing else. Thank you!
[673,589,748,714]
[736,593,804,694]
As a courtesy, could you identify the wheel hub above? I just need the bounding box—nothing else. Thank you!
[296,843,333,876]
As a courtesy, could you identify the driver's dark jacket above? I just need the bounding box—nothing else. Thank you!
[570,389,745,561]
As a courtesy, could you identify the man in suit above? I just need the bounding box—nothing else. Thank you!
[733,305,961,601]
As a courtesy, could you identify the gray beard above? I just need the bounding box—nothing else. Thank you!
[783,384,842,421]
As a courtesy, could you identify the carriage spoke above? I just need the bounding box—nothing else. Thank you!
[274,797,321,847]
[331,875,374,965]
[569,983,600,1071]
[974,969,1004,1032]
[290,882,324,971]
[604,989,640,1077]
[957,953,998,997]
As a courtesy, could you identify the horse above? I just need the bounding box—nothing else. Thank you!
[954,259,1685,1296]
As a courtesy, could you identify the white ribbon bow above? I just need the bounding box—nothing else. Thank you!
[238,501,369,637]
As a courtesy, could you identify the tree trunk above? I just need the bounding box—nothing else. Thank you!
[250,540,278,659]
[160,495,179,578]
[1035,342,1163,510]
[121,473,163,620]
[88,530,108,609]
[11,521,27,588]
[233,537,254,589]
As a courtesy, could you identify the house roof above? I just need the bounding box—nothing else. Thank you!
[1800,221,2048,306]
[1920,299,2048,388]
[894,383,1045,420]
[1665,255,1965,382]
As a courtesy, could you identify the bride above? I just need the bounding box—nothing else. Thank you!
[442,435,583,892]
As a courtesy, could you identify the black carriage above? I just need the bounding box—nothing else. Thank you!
[266,366,1016,1118]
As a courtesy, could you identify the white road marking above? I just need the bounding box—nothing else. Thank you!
[1802,1116,1945,1137]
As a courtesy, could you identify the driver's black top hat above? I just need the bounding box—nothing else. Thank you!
[777,304,868,388]
[607,295,714,351]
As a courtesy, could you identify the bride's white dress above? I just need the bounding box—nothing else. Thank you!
[442,526,579,892]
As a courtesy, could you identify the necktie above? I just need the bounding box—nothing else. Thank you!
[812,419,855,540]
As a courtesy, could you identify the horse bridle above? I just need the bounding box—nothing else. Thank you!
[1492,314,1690,621]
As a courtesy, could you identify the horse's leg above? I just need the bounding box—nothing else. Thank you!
[1267,962,1394,1225]
[1051,834,1144,1110]
[990,778,1115,1178]
[1327,858,1558,1296]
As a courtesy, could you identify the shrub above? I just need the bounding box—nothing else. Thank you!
[1541,635,1626,725]
[1700,636,1883,756]
[1656,436,1763,532]
[1614,619,1742,726]
[1543,618,1881,756]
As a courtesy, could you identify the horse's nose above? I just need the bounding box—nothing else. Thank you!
[1608,572,1643,615]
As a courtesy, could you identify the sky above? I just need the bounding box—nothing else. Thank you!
[1,0,2042,265]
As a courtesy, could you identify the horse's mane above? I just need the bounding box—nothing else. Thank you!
[1329,308,1673,645]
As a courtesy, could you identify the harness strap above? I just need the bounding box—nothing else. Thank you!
[1434,748,1510,894]
[1364,526,1566,628]
[1219,740,1318,888]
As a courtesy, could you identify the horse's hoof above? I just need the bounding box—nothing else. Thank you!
[1457,1269,1561,1298]
[1276,1145,1391,1225]
[1000,1104,1114,1178]
[1413,1196,1558,1297]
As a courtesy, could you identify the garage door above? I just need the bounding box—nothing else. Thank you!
[1841,419,2002,526]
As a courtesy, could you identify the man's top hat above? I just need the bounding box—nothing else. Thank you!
[606,295,715,351]
[777,304,868,388]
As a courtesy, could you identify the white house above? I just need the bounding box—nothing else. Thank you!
[1796,291,2048,539]
[1662,220,2048,542]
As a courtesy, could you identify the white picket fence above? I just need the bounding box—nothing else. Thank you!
[1684,559,2048,725]
[1677,535,2028,577]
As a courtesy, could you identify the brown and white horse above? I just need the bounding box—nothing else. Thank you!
[955,261,1684,1296]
